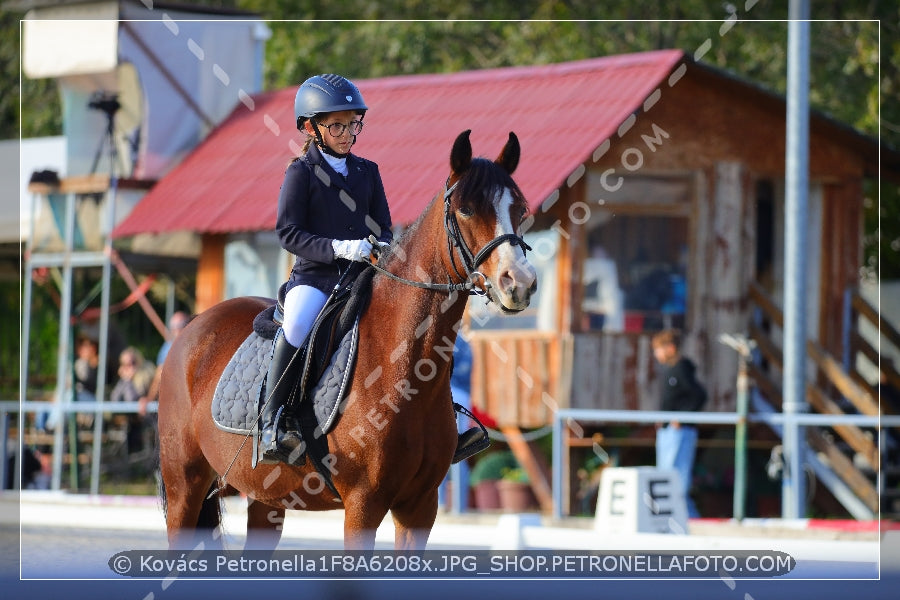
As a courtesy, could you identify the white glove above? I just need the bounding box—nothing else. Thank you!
[332,238,373,262]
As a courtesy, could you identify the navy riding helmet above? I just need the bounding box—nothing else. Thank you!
[294,74,368,131]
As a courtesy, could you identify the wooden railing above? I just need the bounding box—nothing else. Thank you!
[747,281,881,512]
[849,290,900,400]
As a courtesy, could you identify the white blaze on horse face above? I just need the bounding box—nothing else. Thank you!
[491,188,537,310]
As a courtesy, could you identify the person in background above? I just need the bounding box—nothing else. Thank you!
[73,335,100,403]
[652,329,706,518]
[581,245,624,332]
[439,332,475,511]
[110,347,156,453]
[139,311,190,418]
[156,311,190,367]
[56,334,102,431]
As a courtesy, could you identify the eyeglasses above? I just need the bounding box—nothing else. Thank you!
[317,119,364,137]
[120,361,135,368]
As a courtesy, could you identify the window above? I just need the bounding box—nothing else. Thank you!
[585,215,688,332]
[583,173,693,333]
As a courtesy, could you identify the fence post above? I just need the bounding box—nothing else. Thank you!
[720,333,755,521]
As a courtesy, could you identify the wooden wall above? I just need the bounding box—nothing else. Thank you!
[469,330,566,428]
[470,64,870,424]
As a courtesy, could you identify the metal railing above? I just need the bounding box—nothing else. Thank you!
[6,399,899,521]
[551,408,900,520]
[1,400,158,494]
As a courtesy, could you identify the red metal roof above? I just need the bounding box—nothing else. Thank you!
[112,49,685,237]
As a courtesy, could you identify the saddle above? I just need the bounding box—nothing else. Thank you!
[258,263,374,401]
[212,265,375,494]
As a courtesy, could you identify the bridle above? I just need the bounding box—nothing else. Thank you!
[368,177,532,302]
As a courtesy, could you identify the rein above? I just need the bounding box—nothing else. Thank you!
[368,179,531,301]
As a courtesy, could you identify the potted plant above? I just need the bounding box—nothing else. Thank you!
[469,450,518,510]
[497,466,538,512]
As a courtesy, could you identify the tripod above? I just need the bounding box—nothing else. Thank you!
[88,91,121,176]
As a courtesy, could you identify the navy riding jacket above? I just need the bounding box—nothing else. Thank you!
[276,143,393,294]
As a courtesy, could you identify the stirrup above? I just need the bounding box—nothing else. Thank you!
[259,407,307,466]
[453,427,490,464]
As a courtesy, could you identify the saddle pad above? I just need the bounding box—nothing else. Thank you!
[211,320,359,436]
[211,332,272,433]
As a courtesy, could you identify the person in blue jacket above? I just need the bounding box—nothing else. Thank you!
[259,74,393,464]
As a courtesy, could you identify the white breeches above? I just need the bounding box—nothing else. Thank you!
[282,284,329,347]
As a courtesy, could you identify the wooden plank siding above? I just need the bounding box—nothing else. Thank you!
[570,333,656,411]
[469,331,563,428]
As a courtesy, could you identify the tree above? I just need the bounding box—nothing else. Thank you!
[3,2,895,277]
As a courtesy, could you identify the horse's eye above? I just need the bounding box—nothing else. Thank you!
[517,207,527,223]
[458,205,474,218]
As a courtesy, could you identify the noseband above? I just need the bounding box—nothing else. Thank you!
[368,178,531,302]
[441,179,531,299]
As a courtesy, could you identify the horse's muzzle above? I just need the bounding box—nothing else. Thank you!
[495,259,537,312]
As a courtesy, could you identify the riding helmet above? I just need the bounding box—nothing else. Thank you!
[294,74,368,130]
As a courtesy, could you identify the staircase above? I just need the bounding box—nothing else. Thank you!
[747,281,900,519]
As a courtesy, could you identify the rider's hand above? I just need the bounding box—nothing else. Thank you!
[332,238,374,262]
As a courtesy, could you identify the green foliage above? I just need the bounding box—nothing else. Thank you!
[0,278,21,398]
[469,450,518,486]
[500,466,530,484]
[2,2,896,279]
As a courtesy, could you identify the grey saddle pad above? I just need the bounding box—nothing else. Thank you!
[211,319,359,436]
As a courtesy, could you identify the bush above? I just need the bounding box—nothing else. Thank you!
[469,450,518,486]
[500,467,530,484]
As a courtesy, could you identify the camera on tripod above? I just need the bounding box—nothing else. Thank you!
[88,91,121,116]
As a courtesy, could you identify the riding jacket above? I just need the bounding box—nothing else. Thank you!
[276,143,393,294]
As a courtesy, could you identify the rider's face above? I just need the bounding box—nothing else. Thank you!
[307,110,361,155]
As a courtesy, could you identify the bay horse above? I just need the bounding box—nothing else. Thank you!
[158,130,537,550]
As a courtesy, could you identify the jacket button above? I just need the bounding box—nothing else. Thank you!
[348,226,355,231]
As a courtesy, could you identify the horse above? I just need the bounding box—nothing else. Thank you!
[158,130,537,551]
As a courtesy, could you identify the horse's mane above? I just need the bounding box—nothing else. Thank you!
[378,157,527,271]
[456,157,527,214]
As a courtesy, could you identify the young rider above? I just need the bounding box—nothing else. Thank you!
[261,73,490,467]
[260,74,392,464]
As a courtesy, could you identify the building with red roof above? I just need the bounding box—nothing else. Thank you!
[90,50,900,518]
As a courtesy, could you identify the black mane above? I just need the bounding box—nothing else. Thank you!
[455,157,527,214]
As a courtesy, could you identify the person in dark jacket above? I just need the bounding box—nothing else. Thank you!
[259,74,393,464]
[653,329,707,517]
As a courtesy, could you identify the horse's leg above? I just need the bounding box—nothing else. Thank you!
[159,414,218,549]
[161,462,218,549]
[390,489,439,550]
[245,499,284,550]
[343,495,391,550]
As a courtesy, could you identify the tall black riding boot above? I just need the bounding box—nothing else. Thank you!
[452,426,490,464]
[259,329,306,465]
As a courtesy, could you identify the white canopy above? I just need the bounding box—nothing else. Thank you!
[22,0,269,179]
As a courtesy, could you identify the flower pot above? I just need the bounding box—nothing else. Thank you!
[497,480,537,512]
[473,480,501,510]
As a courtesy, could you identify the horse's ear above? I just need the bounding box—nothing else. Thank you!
[496,132,520,175]
[450,130,473,175]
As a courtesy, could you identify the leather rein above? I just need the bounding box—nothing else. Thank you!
[367,179,531,302]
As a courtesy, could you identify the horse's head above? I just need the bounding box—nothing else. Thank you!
[444,130,537,313]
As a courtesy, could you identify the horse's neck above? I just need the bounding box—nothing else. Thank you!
[373,198,468,348]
